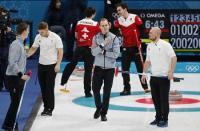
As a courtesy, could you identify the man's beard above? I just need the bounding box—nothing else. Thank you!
[150,36,157,41]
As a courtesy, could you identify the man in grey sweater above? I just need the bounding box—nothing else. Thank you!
[2,22,30,131]
[91,18,120,121]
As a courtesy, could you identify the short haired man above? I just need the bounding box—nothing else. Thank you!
[2,22,30,131]
[114,3,150,95]
[60,7,99,97]
[92,18,120,121]
[28,22,63,116]
[141,27,177,127]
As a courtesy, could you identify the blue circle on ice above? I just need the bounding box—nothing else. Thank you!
[72,91,200,112]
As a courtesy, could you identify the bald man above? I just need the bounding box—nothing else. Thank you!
[141,27,177,127]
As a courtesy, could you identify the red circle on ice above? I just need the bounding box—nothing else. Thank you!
[136,98,200,104]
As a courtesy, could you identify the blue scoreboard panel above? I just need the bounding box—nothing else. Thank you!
[130,9,200,56]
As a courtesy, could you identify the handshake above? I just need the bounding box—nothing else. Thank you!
[21,70,32,81]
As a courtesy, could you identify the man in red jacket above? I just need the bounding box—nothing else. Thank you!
[61,7,99,97]
[114,3,150,95]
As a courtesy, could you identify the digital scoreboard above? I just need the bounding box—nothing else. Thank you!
[130,10,200,55]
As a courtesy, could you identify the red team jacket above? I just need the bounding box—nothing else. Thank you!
[75,18,100,47]
[114,13,143,47]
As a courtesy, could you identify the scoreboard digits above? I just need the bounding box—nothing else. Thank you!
[130,10,200,53]
[170,13,200,50]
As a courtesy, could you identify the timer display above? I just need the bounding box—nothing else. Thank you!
[130,9,200,54]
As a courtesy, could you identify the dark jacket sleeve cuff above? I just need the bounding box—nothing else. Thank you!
[18,72,23,78]
[99,43,105,50]
[99,45,104,50]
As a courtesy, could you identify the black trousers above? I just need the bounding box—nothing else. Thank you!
[121,46,148,90]
[92,66,115,115]
[38,64,57,111]
[0,59,8,90]
[150,77,170,121]
[2,75,25,129]
[61,46,94,94]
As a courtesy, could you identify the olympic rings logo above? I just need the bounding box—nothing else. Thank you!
[185,65,200,72]
[112,12,120,19]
